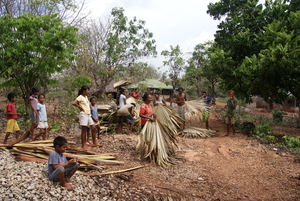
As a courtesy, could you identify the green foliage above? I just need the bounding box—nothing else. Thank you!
[254,123,278,143]
[282,135,300,151]
[64,75,92,95]
[272,108,283,124]
[207,0,300,102]
[161,45,185,92]
[0,13,78,101]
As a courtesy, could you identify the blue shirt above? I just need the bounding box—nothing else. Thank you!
[48,150,67,178]
[36,103,47,121]
[203,97,212,111]
[91,105,98,119]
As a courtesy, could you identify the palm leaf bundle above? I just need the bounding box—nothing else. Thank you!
[184,100,206,122]
[153,104,184,135]
[137,120,177,167]
[177,126,216,138]
[126,97,141,126]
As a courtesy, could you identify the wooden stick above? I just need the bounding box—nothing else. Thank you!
[15,155,47,163]
[78,166,144,176]
[79,160,104,171]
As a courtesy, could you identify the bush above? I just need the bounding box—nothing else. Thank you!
[272,108,283,124]
[282,135,300,151]
[254,123,278,143]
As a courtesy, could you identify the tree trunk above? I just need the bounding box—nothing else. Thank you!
[195,81,201,98]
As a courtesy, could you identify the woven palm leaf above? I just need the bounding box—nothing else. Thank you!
[184,100,206,122]
[178,126,215,138]
[153,104,184,135]
[137,120,177,167]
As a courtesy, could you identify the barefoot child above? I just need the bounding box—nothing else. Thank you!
[72,86,100,148]
[33,94,48,140]
[90,97,101,140]
[29,87,39,139]
[4,93,22,144]
[48,136,79,191]
[139,93,156,129]
[225,90,238,136]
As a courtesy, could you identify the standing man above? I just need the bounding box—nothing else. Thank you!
[225,90,238,136]
[175,87,187,121]
[202,92,212,129]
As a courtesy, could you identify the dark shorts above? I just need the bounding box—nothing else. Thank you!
[49,162,79,182]
[30,110,36,124]
[117,114,134,124]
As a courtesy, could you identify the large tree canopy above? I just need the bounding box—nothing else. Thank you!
[74,7,157,95]
[207,0,300,103]
[0,13,78,100]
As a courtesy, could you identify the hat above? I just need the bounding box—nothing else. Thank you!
[228,90,235,94]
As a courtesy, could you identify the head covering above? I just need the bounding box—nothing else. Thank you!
[228,90,235,94]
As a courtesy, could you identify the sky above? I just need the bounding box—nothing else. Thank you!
[85,0,221,72]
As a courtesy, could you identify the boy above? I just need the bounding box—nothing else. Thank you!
[117,103,136,134]
[33,94,48,140]
[4,93,22,144]
[90,97,101,140]
[225,90,238,136]
[48,136,79,191]
[175,87,187,120]
[202,92,212,129]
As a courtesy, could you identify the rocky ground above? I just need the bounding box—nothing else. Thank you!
[1,103,300,200]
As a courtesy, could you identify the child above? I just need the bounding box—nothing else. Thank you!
[139,93,156,129]
[33,94,48,140]
[225,90,238,136]
[130,88,140,99]
[116,88,127,109]
[72,86,100,148]
[29,87,39,139]
[153,91,166,106]
[117,103,136,134]
[4,93,22,144]
[90,97,101,140]
[48,136,79,191]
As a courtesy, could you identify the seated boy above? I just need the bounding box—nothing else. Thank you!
[48,136,79,190]
[116,103,136,134]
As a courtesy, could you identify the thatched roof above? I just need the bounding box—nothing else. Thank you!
[129,79,172,90]
[113,78,133,88]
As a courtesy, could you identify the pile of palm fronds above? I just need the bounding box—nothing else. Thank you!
[137,120,177,167]
[0,139,143,175]
[153,104,184,134]
[184,100,206,122]
[177,126,216,138]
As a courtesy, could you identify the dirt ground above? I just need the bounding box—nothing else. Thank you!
[1,101,300,200]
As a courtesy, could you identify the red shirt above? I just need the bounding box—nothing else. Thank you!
[131,91,140,99]
[140,103,153,125]
[6,102,18,119]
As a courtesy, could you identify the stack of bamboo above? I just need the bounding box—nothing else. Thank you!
[0,139,143,176]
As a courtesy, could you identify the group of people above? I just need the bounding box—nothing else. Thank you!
[4,88,48,144]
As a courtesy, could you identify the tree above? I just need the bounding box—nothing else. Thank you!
[74,7,157,96]
[0,0,89,26]
[207,0,300,103]
[161,45,185,105]
[0,13,78,101]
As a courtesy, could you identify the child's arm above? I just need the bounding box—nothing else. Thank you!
[52,158,78,169]
[130,106,135,116]
[72,99,84,112]
[162,99,166,106]
[7,111,22,116]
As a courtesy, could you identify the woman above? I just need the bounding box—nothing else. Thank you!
[139,93,156,129]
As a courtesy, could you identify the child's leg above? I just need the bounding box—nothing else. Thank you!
[90,125,96,145]
[96,125,101,139]
[232,124,236,135]
[15,131,19,139]
[33,129,43,141]
[129,123,134,133]
[3,132,10,144]
[81,126,87,148]
[86,127,90,143]
[42,129,46,140]
[57,167,73,190]
[65,163,79,183]
[205,120,209,130]
[226,124,230,136]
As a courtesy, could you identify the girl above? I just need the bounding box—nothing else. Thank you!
[153,92,166,106]
[33,94,48,140]
[116,88,127,109]
[130,88,140,99]
[72,86,100,148]
[139,93,156,129]
[90,97,101,140]
[29,87,39,139]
